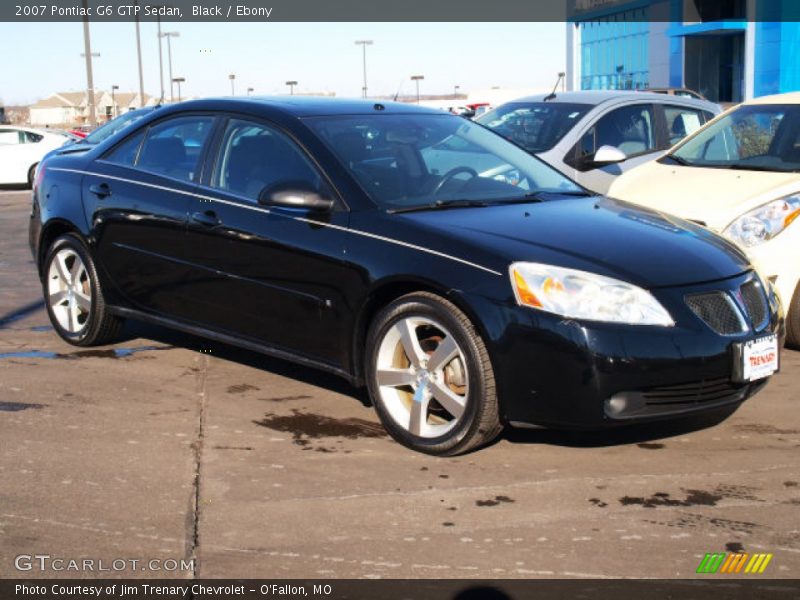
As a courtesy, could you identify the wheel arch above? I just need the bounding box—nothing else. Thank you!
[37,219,85,276]
[351,276,497,387]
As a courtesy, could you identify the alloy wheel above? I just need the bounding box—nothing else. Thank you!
[47,248,92,333]
[375,316,469,438]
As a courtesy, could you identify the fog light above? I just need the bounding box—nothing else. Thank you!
[606,394,628,417]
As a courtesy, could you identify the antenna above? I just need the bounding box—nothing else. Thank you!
[544,72,566,102]
[393,77,405,102]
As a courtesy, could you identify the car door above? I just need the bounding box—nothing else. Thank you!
[564,103,657,194]
[182,116,355,369]
[83,113,218,320]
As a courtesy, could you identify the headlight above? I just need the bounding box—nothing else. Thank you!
[723,195,800,248]
[509,262,674,326]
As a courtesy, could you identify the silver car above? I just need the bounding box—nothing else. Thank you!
[477,90,720,194]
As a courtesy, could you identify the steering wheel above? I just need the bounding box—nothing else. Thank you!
[432,166,478,195]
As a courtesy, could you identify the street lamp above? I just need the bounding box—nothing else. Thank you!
[453,84,460,99]
[247,87,254,96]
[134,0,145,108]
[229,73,236,96]
[410,75,424,104]
[172,77,185,102]
[354,40,373,98]
[285,80,297,95]
[111,84,119,118]
[160,31,180,102]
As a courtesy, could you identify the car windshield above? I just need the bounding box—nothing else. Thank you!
[84,109,152,145]
[476,102,592,153]
[305,113,585,211]
[668,104,800,172]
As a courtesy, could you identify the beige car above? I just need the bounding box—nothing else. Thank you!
[610,92,800,347]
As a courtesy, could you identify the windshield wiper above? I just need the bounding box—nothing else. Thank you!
[663,154,694,167]
[723,163,798,173]
[388,199,491,214]
[520,190,594,200]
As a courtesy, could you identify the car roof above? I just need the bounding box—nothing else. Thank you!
[0,124,55,134]
[746,91,800,105]
[501,90,716,109]
[160,96,445,118]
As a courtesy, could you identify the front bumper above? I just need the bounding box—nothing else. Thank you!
[469,270,784,429]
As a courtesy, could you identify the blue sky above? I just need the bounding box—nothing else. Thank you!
[0,22,565,104]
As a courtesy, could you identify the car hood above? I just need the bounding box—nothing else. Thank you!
[609,159,800,231]
[397,196,750,289]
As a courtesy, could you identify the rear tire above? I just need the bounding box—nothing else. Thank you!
[42,234,125,346]
[27,163,37,188]
[365,292,502,456]
[786,281,800,349]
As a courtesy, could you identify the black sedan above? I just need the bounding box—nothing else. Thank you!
[29,97,783,455]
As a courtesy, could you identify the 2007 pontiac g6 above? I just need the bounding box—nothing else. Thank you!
[30,97,783,454]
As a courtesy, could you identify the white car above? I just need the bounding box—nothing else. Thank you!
[610,92,800,347]
[477,91,720,194]
[0,126,72,186]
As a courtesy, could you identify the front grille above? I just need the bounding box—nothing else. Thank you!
[740,280,768,330]
[685,292,746,335]
[641,377,747,406]
[605,378,767,419]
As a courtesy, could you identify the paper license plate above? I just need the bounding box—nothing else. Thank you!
[735,334,779,383]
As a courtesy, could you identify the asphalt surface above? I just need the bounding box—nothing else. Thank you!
[1,189,799,580]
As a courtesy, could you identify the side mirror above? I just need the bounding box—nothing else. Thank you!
[258,180,334,211]
[592,145,627,165]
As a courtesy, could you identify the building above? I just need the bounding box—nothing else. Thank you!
[566,0,800,103]
[29,91,155,127]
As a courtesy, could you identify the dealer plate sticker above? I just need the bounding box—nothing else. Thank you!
[741,335,779,382]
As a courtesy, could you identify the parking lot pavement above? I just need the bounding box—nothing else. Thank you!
[1,189,799,579]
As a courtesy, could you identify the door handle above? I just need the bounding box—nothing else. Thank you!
[88,183,111,199]
[191,210,221,227]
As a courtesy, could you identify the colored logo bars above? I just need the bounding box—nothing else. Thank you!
[697,552,773,574]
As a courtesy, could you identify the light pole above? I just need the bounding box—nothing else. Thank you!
[160,31,179,102]
[354,40,373,98]
[229,74,236,96]
[411,75,424,104]
[286,80,297,95]
[111,84,119,118]
[247,87,254,96]
[134,0,145,107]
[453,84,460,99]
[156,12,164,102]
[80,0,98,127]
[172,77,185,102]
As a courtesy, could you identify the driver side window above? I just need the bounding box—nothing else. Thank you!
[212,118,322,202]
[569,104,656,168]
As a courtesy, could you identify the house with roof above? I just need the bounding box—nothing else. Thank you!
[29,90,156,127]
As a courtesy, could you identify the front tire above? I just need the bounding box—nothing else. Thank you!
[786,281,800,349]
[42,234,124,346]
[365,292,502,455]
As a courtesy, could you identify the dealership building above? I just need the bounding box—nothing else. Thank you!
[566,0,800,103]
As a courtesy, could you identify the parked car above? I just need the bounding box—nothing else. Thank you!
[646,87,708,101]
[476,91,720,193]
[0,125,73,186]
[30,98,781,455]
[610,92,800,348]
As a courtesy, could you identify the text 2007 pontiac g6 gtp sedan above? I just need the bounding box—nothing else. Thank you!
[29,98,784,455]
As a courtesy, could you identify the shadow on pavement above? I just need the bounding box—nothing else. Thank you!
[501,406,738,448]
[121,319,371,407]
